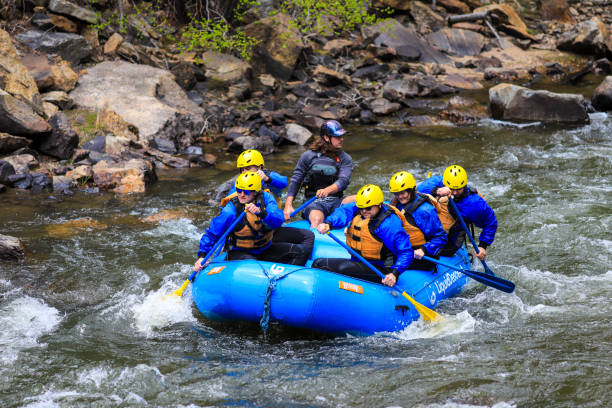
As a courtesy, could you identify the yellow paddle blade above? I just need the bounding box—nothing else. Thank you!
[168,279,191,298]
[401,291,441,322]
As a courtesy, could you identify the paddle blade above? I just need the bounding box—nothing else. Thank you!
[170,279,191,298]
[462,268,515,293]
[401,291,441,322]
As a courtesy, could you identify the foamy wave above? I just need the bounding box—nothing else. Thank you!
[394,310,475,340]
[0,296,62,365]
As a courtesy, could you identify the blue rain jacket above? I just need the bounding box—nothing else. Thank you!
[198,191,284,257]
[417,175,497,246]
[229,170,288,197]
[395,198,447,256]
[325,203,414,274]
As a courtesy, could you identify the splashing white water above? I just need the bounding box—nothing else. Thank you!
[0,296,62,365]
[132,283,196,336]
[394,310,475,340]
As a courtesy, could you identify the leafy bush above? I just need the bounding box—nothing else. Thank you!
[178,18,258,61]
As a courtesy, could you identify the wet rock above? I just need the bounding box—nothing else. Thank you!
[31,172,52,193]
[69,61,205,150]
[383,75,457,100]
[284,123,313,145]
[36,112,79,159]
[402,115,439,127]
[228,135,274,153]
[194,153,216,167]
[16,30,92,66]
[9,173,32,189]
[0,234,25,261]
[489,83,589,123]
[133,147,191,169]
[65,164,92,182]
[591,76,612,111]
[92,158,157,194]
[141,208,189,223]
[2,154,38,174]
[0,133,31,154]
[258,125,281,145]
[0,160,15,184]
[242,13,304,81]
[52,175,74,193]
[439,107,487,125]
[427,28,487,57]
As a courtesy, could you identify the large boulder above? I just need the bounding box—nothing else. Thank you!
[474,4,536,40]
[591,76,612,112]
[69,61,205,151]
[489,83,588,124]
[0,133,31,154]
[0,29,44,112]
[242,13,305,81]
[557,17,612,58]
[48,0,97,24]
[201,51,251,86]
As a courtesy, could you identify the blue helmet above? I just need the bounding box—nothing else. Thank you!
[320,120,346,138]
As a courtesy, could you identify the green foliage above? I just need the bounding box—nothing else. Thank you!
[234,0,261,22]
[178,18,258,61]
[89,1,173,42]
[278,0,387,38]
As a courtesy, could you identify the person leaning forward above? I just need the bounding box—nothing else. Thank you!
[194,172,314,270]
[417,165,497,260]
[312,184,413,287]
[389,171,447,270]
[284,120,354,229]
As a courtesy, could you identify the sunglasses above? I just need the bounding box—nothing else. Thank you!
[359,205,375,211]
[236,189,252,195]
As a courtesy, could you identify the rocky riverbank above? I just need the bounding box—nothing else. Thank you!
[1,0,612,260]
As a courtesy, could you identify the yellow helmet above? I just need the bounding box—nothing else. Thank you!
[443,165,468,189]
[235,171,262,192]
[389,171,416,193]
[355,184,384,208]
[237,149,264,168]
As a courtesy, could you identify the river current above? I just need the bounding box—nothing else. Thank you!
[1,112,610,407]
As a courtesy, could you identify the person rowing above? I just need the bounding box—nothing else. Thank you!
[283,120,354,229]
[312,184,413,287]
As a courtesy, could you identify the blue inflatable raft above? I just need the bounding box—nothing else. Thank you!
[192,221,472,335]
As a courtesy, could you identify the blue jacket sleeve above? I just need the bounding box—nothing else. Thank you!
[287,151,313,198]
[261,191,284,229]
[198,203,238,257]
[457,194,497,246]
[417,175,444,195]
[266,170,288,191]
[333,151,353,193]
[413,202,447,256]
[377,215,413,274]
[325,202,359,229]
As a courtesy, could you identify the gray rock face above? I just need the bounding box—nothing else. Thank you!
[489,83,589,124]
[15,30,92,66]
[556,17,612,58]
[591,76,612,111]
[69,61,205,150]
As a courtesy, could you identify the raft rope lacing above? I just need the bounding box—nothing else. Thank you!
[256,261,309,332]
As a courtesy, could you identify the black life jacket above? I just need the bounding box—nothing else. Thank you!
[304,152,342,198]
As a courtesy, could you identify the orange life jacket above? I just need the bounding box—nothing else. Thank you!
[345,204,412,261]
[221,193,274,249]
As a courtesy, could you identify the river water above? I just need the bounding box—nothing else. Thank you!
[1,111,611,407]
